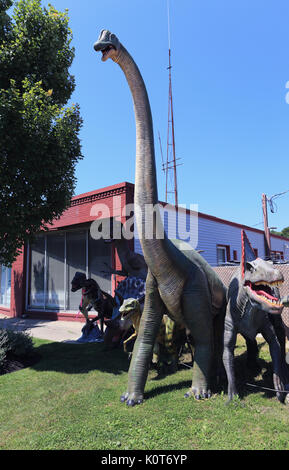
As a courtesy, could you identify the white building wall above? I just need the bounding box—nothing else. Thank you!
[133,204,289,266]
[271,236,289,259]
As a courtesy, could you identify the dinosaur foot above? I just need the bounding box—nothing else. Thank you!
[120,392,144,407]
[276,383,289,405]
[284,389,289,406]
[273,374,289,404]
[184,387,211,400]
[226,393,241,406]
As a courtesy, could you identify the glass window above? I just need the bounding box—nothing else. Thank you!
[88,235,112,294]
[66,231,86,311]
[217,246,227,265]
[0,265,11,307]
[27,229,114,312]
[46,233,65,309]
[29,235,45,307]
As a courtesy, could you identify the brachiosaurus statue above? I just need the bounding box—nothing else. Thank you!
[94,30,227,406]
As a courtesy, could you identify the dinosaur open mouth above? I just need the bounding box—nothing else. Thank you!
[245,280,283,308]
[101,45,115,61]
[121,310,131,318]
[71,283,81,292]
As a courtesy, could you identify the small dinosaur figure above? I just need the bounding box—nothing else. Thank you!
[94,29,227,405]
[153,313,192,376]
[105,277,145,349]
[119,297,191,375]
[119,297,144,352]
[223,230,289,403]
[71,271,116,337]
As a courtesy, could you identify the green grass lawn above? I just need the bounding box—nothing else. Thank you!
[0,335,289,450]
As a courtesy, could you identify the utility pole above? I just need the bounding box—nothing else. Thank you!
[262,193,271,258]
[262,189,289,259]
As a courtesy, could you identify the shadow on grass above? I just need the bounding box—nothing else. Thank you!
[145,379,192,400]
[31,341,130,375]
[29,337,286,404]
[227,341,283,401]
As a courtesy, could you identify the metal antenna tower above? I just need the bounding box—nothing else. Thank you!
[162,0,181,206]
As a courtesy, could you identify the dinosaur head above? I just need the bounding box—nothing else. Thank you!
[94,29,120,62]
[119,298,140,319]
[243,258,284,313]
[71,272,86,292]
[240,231,284,314]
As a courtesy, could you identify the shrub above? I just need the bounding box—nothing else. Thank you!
[0,328,34,371]
[0,329,9,366]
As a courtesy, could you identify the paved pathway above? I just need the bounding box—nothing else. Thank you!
[0,313,83,342]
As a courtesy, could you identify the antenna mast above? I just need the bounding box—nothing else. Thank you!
[164,0,180,207]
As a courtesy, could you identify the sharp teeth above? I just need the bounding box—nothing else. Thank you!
[254,280,283,287]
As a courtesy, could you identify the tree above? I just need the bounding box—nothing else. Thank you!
[281,227,289,239]
[0,0,83,265]
[271,227,289,238]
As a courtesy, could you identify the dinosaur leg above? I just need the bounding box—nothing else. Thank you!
[181,279,214,399]
[244,335,259,369]
[123,332,137,353]
[223,311,238,402]
[211,304,226,385]
[261,321,289,404]
[120,272,165,406]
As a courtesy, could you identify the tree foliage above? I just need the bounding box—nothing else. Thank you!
[271,227,289,239]
[280,227,289,239]
[0,0,83,265]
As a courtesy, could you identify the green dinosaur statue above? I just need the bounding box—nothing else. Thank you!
[119,297,143,352]
[94,30,227,406]
[223,230,289,403]
[119,297,190,375]
[153,313,191,376]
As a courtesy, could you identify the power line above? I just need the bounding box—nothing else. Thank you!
[267,189,289,213]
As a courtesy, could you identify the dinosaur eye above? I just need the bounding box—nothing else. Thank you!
[246,262,255,272]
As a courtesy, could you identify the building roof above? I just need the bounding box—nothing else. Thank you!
[71,182,289,243]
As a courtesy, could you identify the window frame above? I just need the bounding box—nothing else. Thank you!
[26,227,112,312]
[0,265,11,308]
[217,244,230,265]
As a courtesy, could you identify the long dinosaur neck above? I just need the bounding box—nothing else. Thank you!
[114,45,168,269]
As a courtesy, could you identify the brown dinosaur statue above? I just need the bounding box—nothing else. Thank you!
[94,30,227,406]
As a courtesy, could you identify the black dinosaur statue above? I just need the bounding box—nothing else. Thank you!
[223,230,289,403]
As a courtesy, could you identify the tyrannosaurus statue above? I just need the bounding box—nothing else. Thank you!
[223,230,289,403]
[94,30,227,405]
[71,272,116,331]
[71,272,146,346]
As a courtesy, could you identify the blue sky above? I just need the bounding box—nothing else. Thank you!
[39,0,289,231]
